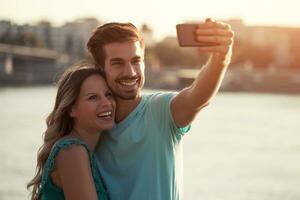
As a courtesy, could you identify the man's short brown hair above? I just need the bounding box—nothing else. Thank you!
[87,22,145,69]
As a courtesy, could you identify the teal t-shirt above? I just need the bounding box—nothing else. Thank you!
[39,138,109,200]
[95,92,190,200]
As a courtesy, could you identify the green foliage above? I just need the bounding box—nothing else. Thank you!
[146,38,209,68]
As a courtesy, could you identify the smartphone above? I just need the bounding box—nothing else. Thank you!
[176,23,217,47]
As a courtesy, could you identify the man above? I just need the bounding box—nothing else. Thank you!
[87,18,234,200]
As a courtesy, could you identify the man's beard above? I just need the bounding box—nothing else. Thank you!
[113,87,140,100]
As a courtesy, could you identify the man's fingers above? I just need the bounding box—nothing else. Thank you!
[197,45,231,54]
[196,36,234,45]
[194,19,234,55]
[195,28,234,37]
[197,21,230,29]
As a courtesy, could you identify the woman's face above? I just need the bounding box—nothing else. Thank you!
[70,74,116,133]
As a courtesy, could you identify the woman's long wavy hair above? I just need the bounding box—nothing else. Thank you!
[27,61,105,200]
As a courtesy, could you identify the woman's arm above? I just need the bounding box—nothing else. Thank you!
[55,145,97,200]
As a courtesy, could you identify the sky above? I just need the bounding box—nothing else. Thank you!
[1,0,300,40]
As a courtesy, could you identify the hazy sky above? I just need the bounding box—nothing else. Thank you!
[1,0,299,40]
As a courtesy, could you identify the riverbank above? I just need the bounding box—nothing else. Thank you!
[1,87,299,200]
[144,67,300,94]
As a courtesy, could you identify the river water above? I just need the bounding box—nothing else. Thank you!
[0,87,299,200]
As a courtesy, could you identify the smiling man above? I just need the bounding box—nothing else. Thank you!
[102,40,145,122]
[87,20,234,200]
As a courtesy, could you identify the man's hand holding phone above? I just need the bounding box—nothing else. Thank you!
[177,18,234,66]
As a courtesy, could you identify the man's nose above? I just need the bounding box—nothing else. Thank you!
[123,63,137,77]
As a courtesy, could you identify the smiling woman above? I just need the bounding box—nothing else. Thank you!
[26,61,115,200]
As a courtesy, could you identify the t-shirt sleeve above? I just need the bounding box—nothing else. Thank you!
[149,92,191,141]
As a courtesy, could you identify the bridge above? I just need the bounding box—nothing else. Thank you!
[0,44,69,84]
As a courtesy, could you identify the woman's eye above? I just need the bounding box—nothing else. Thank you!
[88,95,97,100]
[106,92,113,98]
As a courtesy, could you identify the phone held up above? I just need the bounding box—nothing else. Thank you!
[176,23,218,47]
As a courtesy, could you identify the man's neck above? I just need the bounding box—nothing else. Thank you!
[115,96,142,123]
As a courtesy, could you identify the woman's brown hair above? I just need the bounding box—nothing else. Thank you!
[27,61,105,200]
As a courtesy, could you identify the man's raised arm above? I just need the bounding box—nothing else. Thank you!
[171,19,234,128]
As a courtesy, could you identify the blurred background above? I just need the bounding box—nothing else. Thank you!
[0,0,299,199]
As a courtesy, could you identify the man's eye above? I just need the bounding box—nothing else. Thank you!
[112,62,122,66]
[132,60,141,65]
[106,91,113,98]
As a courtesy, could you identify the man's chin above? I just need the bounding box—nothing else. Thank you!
[115,90,140,100]
[119,96,137,100]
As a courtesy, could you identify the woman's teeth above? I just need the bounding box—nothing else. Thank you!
[98,111,112,118]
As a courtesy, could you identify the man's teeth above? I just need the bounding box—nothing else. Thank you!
[119,80,137,86]
[98,111,112,118]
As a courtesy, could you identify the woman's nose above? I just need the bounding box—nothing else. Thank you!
[99,96,112,107]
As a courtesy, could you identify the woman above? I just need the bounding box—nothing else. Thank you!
[27,61,116,200]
